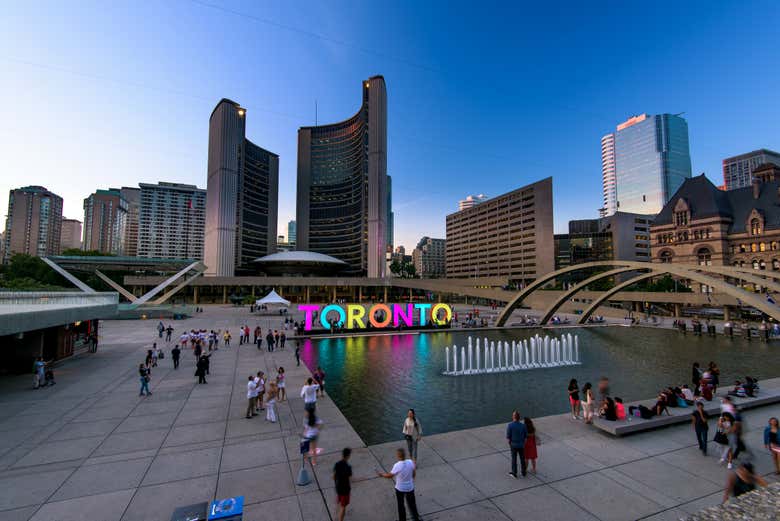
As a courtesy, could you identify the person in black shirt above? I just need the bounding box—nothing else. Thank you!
[691,401,708,454]
[333,448,352,521]
[171,345,181,369]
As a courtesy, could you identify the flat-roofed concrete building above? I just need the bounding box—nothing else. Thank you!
[722,149,780,191]
[204,99,279,276]
[412,237,446,278]
[82,189,127,255]
[446,178,554,284]
[138,182,206,260]
[3,186,63,262]
[60,219,82,251]
[296,76,388,277]
[120,187,140,257]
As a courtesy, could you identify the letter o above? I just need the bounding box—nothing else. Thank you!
[431,303,452,325]
[369,304,392,328]
[320,304,346,329]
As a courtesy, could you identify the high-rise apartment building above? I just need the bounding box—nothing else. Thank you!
[138,182,206,260]
[722,149,780,190]
[287,220,296,248]
[296,76,388,277]
[446,178,554,283]
[458,194,488,211]
[82,189,127,255]
[120,187,140,257]
[601,113,692,216]
[387,175,394,251]
[60,219,82,251]
[412,237,446,278]
[3,186,63,262]
[204,99,279,276]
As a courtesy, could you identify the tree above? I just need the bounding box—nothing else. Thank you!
[61,249,110,257]
[0,254,69,289]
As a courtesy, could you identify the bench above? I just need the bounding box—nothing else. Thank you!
[592,386,780,436]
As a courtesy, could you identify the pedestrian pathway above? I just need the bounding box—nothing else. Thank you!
[0,306,776,521]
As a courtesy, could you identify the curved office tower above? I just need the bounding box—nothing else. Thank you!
[204,99,278,276]
[296,76,387,277]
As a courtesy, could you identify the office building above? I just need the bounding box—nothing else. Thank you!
[555,212,653,269]
[120,187,140,257]
[458,194,488,211]
[137,182,206,260]
[3,186,63,262]
[601,113,692,216]
[387,175,394,250]
[287,220,297,248]
[412,237,446,278]
[60,219,82,251]
[297,76,388,277]
[204,99,279,276]
[722,149,780,190]
[82,189,127,255]
[446,178,554,283]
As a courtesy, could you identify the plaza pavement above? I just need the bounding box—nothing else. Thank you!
[0,306,777,521]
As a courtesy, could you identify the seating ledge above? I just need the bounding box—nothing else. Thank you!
[593,389,780,436]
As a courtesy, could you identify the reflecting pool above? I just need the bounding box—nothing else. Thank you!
[299,327,780,445]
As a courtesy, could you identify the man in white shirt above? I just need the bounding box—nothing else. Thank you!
[377,448,420,521]
[301,377,319,413]
[245,376,258,419]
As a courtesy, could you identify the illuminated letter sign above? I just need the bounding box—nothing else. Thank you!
[297,303,452,331]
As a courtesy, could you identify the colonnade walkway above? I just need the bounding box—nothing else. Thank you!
[0,306,777,521]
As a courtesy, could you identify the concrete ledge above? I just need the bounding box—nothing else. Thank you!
[593,384,780,436]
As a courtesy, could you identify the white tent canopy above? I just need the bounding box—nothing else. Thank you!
[255,289,290,307]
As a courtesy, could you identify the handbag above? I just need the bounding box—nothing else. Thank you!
[713,430,728,445]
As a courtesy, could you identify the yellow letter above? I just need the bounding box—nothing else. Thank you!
[347,305,366,329]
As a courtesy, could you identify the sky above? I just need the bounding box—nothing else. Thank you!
[1,1,779,249]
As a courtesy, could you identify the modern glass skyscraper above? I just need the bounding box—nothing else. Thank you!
[386,174,393,251]
[204,99,279,276]
[601,113,692,216]
[296,76,388,277]
[287,220,296,247]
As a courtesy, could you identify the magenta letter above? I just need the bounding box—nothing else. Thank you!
[298,304,319,331]
[393,303,413,327]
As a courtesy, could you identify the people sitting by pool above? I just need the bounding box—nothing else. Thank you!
[671,387,690,407]
[629,394,671,419]
[614,397,626,420]
[599,397,617,421]
[727,381,748,398]
[743,376,759,397]
[680,384,695,405]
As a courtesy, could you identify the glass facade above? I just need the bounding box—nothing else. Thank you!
[614,114,691,215]
[236,141,276,274]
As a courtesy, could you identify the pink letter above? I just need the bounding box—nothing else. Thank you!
[393,303,413,327]
[298,304,319,331]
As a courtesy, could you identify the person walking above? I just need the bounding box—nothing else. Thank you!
[195,355,208,384]
[157,321,164,338]
[139,364,152,396]
[150,344,159,367]
[276,367,286,402]
[691,401,709,455]
[165,325,173,342]
[377,448,420,521]
[567,379,581,420]
[274,330,280,350]
[280,331,286,349]
[266,383,278,423]
[266,330,274,352]
[402,409,423,461]
[314,367,326,396]
[763,417,780,474]
[301,377,319,413]
[32,357,46,389]
[303,411,324,465]
[245,376,258,419]
[333,448,352,521]
[171,345,181,369]
[253,326,261,345]
[506,410,528,478]
[295,341,301,366]
[722,462,766,504]
[223,330,231,347]
[524,417,539,473]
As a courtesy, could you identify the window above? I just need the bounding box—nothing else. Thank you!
[660,251,673,263]
[740,244,747,253]
[760,260,767,270]
[750,218,762,235]
[751,243,758,253]
[752,259,760,270]
[760,242,767,252]
[675,211,688,226]
[697,248,712,266]
[772,241,779,251]
[773,259,780,271]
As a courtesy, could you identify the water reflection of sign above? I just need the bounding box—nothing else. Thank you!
[298,303,452,331]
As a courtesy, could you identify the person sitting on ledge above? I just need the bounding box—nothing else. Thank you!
[743,376,758,397]
[629,393,671,420]
[672,386,690,407]
[681,384,695,404]
[727,381,748,398]
[599,397,617,421]
[614,397,626,420]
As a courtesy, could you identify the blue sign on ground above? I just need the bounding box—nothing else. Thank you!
[207,496,244,521]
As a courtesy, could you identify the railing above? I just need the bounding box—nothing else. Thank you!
[0,291,118,308]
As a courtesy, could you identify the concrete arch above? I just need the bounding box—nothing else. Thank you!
[497,260,780,327]
[538,267,649,325]
[576,266,780,324]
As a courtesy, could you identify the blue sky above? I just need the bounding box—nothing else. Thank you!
[1,1,779,248]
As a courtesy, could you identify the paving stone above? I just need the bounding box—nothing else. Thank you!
[120,475,218,521]
[241,495,303,521]
[423,430,496,462]
[426,499,512,520]
[415,460,486,513]
[29,488,135,521]
[52,457,153,501]
[114,411,178,434]
[0,506,38,521]
[219,438,288,473]
[216,462,295,505]
[142,446,221,485]
[47,418,123,441]
[12,436,105,467]
[163,421,225,447]
[491,484,600,521]
[612,457,722,502]
[92,428,169,457]
[0,468,73,510]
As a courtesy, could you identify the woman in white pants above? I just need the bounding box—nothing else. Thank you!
[266,383,278,423]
